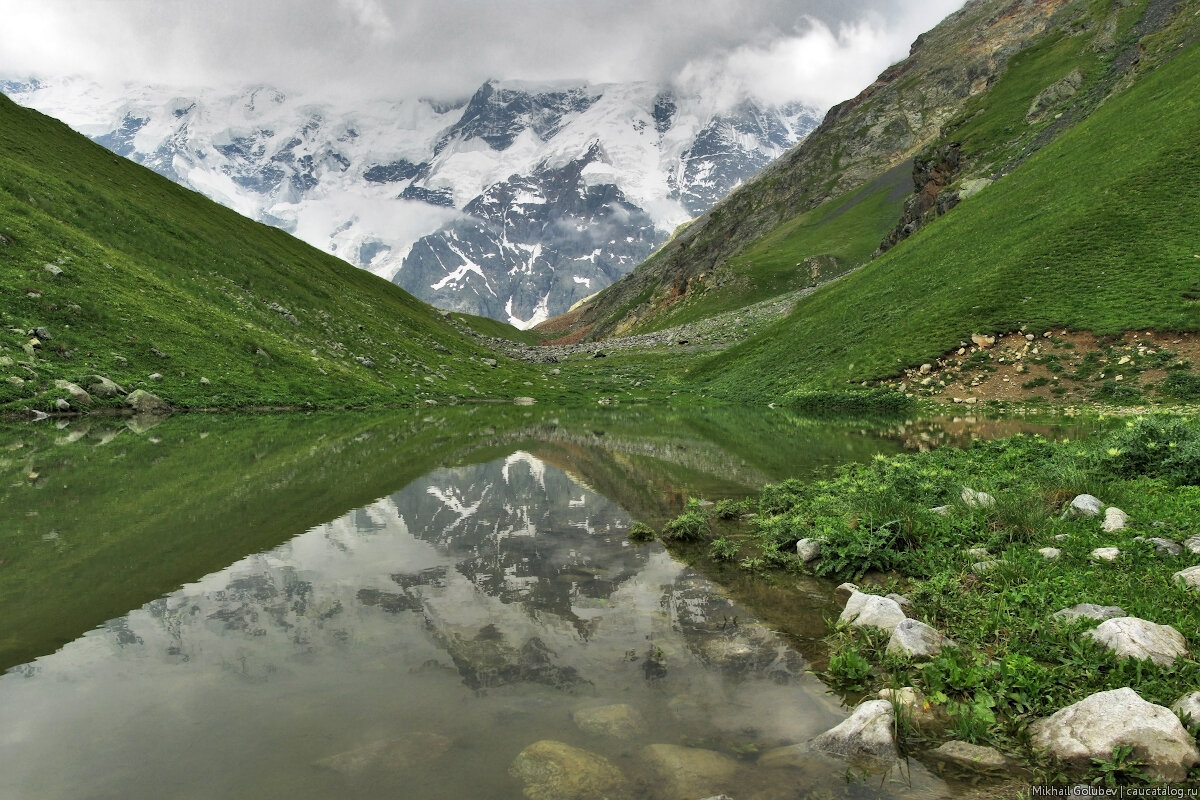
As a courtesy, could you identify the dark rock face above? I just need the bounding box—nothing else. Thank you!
[364,159,425,183]
[398,144,659,323]
[876,142,963,254]
[94,112,150,157]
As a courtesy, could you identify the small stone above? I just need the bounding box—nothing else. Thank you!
[86,375,125,397]
[148,373,164,382]
[1172,692,1200,726]
[55,398,70,411]
[1053,604,1126,622]
[1091,547,1120,561]
[639,744,737,800]
[970,333,995,349]
[796,538,821,563]
[961,487,995,508]
[931,741,1012,774]
[124,389,171,414]
[1067,494,1103,517]
[1146,537,1183,556]
[811,700,897,761]
[510,740,627,800]
[972,560,999,574]
[572,704,646,738]
[1101,507,1128,532]
[967,546,989,559]
[1173,565,1200,591]
[885,593,911,607]
[877,687,936,725]
[482,358,498,368]
[1029,688,1199,782]
[919,363,932,374]
[1025,334,1035,341]
[1085,617,1188,666]
[513,397,536,406]
[43,263,64,277]
[930,505,951,516]
[887,618,955,660]
[53,380,92,405]
[1053,534,1070,542]
[199,377,211,386]
[839,591,906,632]
[1184,535,1200,554]
[1038,547,1061,559]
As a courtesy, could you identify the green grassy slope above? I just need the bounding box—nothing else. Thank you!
[695,39,1200,401]
[0,94,544,412]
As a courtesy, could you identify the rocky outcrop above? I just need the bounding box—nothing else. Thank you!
[876,143,963,254]
[1028,688,1200,782]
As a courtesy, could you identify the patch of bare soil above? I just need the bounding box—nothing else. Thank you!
[882,329,1200,409]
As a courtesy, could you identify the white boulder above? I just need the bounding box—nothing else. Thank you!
[887,619,955,660]
[838,591,906,633]
[1101,506,1128,532]
[1085,617,1188,666]
[1028,688,1199,782]
[810,700,897,761]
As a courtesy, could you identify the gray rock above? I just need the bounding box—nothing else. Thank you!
[482,358,498,368]
[796,538,821,563]
[0,355,13,368]
[199,377,211,386]
[148,372,164,382]
[43,263,64,277]
[835,582,860,602]
[887,618,955,660]
[811,699,897,761]
[1085,617,1188,666]
[55,398,70,411]
[1102,506,1128,532]
[1172,692,1200,727]
[510,740,627,800]
[86,375,125,397]
[966,546,989,559]
[315,732,451,776]
[513,397,536,406]
[1028,688,1199,782]
[1026,68,1083,120]
[1067,494,1103,517]
[839,591,906,633]
[639,744,737,800]
[1147,537,1183,556]
[53,380,93,405]
[885,593,911,608]
[1053,533,1070,542]
[1091,547,1120,561]
[930,740,1012,774]
[930,505,951,516]
[572,704,646,738]
[1173,565,1200,591]
[960,487,995,508]
[124,389,171,414]
[1038,547,1061,559]
[972,560,999,574]
[1052,604,1126,623]
[1184,535,1200,554]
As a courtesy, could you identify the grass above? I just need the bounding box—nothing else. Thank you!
[621,163,910,334]
[0,93,551,413]
[689,417,1200,784]
[694,36,1200,402]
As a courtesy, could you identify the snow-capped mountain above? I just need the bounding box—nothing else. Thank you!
[2,77,820,326]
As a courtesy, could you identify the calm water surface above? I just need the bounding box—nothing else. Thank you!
[0,408,1073,799]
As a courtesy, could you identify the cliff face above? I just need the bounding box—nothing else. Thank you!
[546,0,1076,341]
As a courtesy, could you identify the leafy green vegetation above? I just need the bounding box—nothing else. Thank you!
[698,419,1200,783]
[695,38,1200,401]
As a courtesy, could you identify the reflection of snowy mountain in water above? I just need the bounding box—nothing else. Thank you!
[0,451,855,800]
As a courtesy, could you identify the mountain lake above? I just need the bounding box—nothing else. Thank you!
[0,406,1086,799]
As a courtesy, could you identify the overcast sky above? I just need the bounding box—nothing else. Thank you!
[0,0,966,109]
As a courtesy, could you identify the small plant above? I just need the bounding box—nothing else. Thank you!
[708,537,739,561]
[1160,371,1200,400]
[827,642,873,690]
[713,498,752,520]
[759,479,805,515]
[1022,376,1050,389]
[628,521,656,542]
[661,508,709,542]
[1089,745,1150,787]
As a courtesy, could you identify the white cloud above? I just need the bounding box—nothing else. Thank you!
[0,1,967,109]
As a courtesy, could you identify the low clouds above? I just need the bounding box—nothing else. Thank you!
[0,1,965,108]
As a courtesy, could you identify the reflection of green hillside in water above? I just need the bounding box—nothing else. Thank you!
[0,404,1054,670]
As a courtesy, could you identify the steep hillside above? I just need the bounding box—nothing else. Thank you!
[696,14,1200,402]
[0,93,551,414]
[5,78,818,325]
